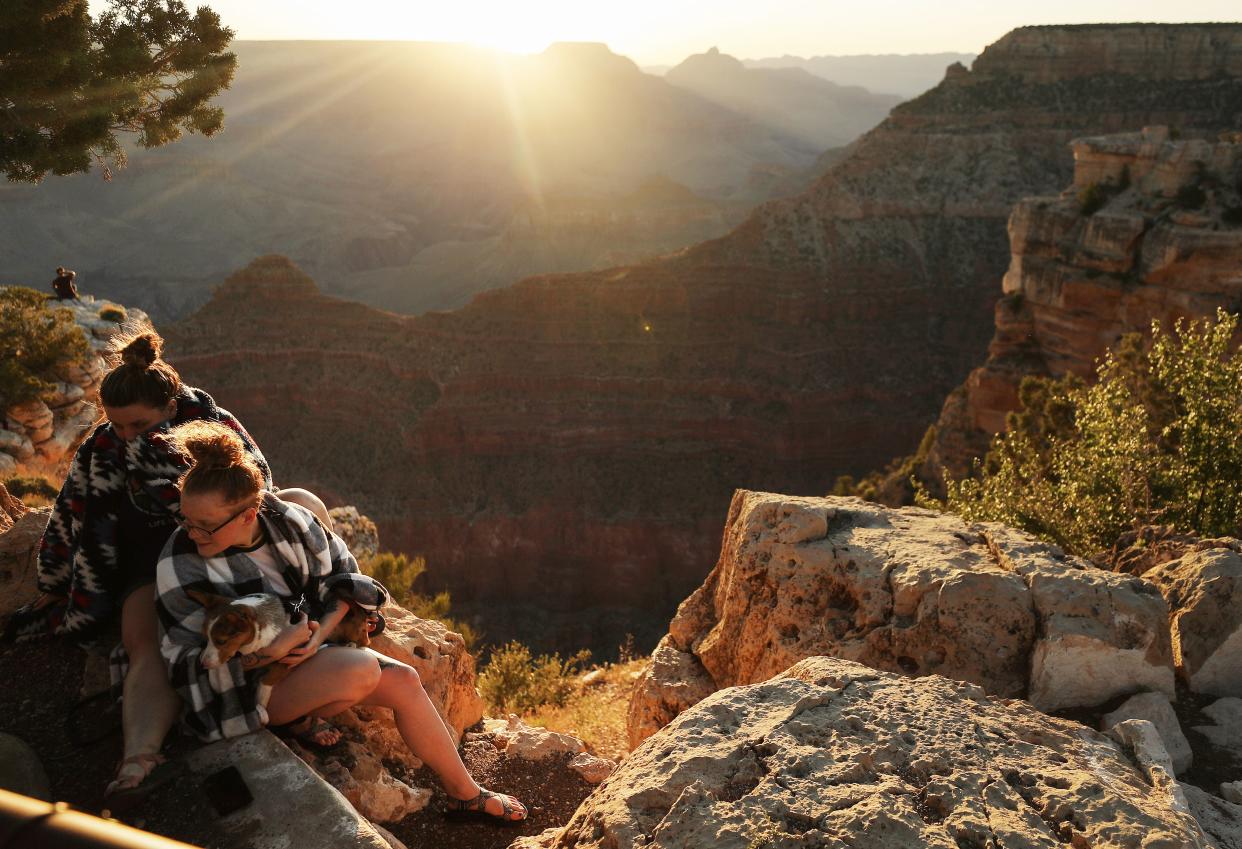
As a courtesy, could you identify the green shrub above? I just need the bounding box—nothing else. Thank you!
[358,551,478,649]
[98,305,127,323]
[3,475,58,500]
[0,287,90,408]
[937,310,1242,554]
[477,641,592,714]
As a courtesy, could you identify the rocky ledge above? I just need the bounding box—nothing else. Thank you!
[625,492,1242,748]
[526,656,1232,849]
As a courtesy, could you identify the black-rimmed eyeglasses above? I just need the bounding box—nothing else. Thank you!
[178,504,251,538]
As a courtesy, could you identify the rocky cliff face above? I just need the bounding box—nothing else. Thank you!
[627,491,1180,747]
[0,295,151,478]
[923,128,1242,483]
[168,26,1242,653]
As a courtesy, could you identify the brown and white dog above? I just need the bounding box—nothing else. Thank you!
[186,590,374,719]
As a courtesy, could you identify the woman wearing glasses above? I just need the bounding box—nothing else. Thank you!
[156,420,527,823]
[19,331,322,809]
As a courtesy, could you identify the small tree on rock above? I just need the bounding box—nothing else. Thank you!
[1,0,235,183]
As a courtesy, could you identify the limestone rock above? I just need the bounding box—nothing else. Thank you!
[1147,548,1242,697]
[482,715,586,760]
[630,492,1174,745]
[537,657,1212,849]
[0,508,50,619]
[317,741,432,823]
[1182,783,1242,849]
[1193,698,1242,772]
[185,730,392,848]
[330,506,379,561]
[1223,782,1242,806]
[0,483,26,533]
[568,752,615,785]
[0,733,50,800]
[6,401,53,444]
[1105,719,1189,814]
[1102,692,1192,776]
[368,603,484,740]
[627,635,718,749]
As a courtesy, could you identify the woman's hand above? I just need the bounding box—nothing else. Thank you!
[240,618,314,669]
[279,620,324,668]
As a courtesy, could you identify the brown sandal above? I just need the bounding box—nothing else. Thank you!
[445,788,528,824]
[102,753,184,815]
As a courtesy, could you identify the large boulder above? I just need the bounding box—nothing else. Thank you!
[0,507,49,619]
[527,657,1212,849]
[630,492,1174,746]
[1146,545,1242,697]
[185,729,394,848]
[369,604,484,740]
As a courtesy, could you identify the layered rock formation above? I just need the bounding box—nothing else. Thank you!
[0,295,150,477]
[921,128,1242,484]
[524,657,1216,849]
[628,491,1177,747]
[168,26,1242,652]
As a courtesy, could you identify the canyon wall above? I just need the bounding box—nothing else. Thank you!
[923,128,1242,484]
[168,26,1242,653]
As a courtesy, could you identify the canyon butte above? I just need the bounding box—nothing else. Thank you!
[164,24,1242,653]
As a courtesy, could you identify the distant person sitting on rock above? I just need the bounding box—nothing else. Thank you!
[51,266,80,300]
[156,421,528,825]
[0,331,325,812]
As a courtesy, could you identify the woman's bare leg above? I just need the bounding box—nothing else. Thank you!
[361,661,526,819]
[275,488,333,531]
[266,648,382,725]
[109,585,182,791]
[268,648,525,819]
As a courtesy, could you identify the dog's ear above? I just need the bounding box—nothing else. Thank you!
[187,589,232,612]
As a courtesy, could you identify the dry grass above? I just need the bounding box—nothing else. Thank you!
[519,658,647,762]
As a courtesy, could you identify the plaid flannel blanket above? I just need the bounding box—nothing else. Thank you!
[155,491,386,741]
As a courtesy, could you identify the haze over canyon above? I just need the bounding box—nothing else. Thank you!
[158,24,1242,653]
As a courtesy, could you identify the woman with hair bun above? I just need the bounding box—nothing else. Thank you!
[8,331,295,809]
[157,420,528,824]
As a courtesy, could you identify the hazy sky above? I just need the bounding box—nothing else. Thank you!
[92,1,1241,65]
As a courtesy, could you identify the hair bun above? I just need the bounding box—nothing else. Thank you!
[174,421,245,469]
[119,333,163,369]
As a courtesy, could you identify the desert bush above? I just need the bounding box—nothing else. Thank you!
[477,641,592,714]
[934,310,1242,554]
[358,551,478,649]
[0,287,90,408]
[98,305,127,323]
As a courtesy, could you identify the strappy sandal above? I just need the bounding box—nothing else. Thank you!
[271,715,342,748]
[102,753,185,815]
[444,788,528,824]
